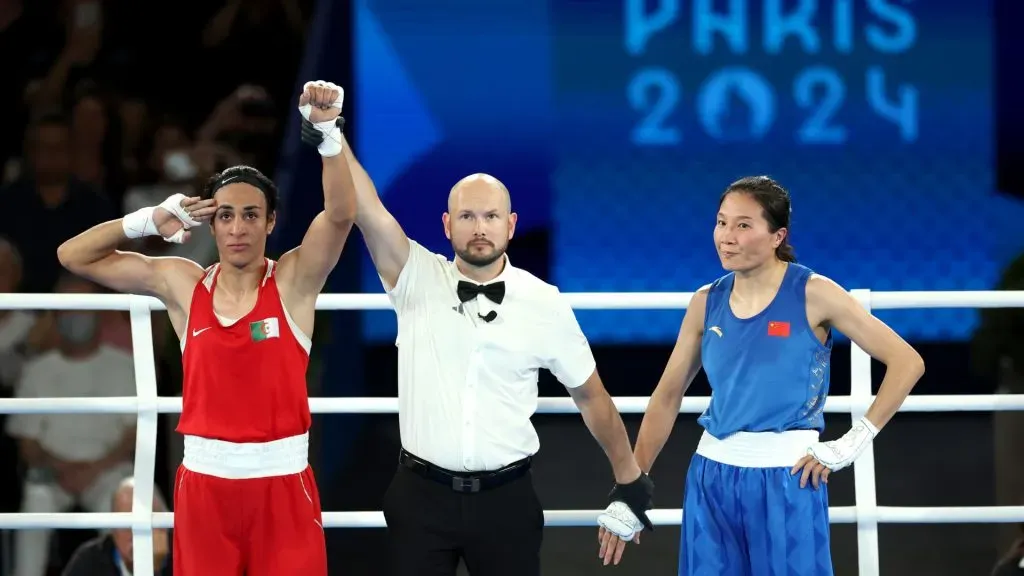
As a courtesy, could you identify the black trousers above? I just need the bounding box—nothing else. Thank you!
[382,460,545,576]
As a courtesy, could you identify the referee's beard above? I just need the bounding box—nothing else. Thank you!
[454,239,506,268]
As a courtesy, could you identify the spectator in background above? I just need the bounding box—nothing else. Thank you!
[61,476,172,576]
[117,97,150,186]
[992,525,1024,575]
[0,112,115,293]
[972,252,1024,552]
[5,273,136,576]
[23,0,105,124]
[0,238,43,525]
[121,115,216,267]
[0,239,40,389]
[195,84,279,173]
[200,0,305,110]
[67,80,126,208]
[0,0,49,175]
[67,82,135,352]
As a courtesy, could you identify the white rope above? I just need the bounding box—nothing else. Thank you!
[0,394,1021,414]
[2,290,1023,310]
[0,506,1021,530]
[3,289,1021,576]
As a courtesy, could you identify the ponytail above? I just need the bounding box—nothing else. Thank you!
[776,242,797,263]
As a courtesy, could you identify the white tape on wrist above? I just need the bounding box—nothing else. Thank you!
[807,416,879,472]
[597,501,644,540]
[298,80,345,158]
[122,207,158,239]
[313,120,343,157]
[122,194,203,244]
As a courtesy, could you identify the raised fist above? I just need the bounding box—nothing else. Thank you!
[298,81,344,124]
[298,80,345,157]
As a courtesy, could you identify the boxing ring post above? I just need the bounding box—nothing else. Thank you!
[1,291,1024,576]
[850,290,880,576]
[127,296,159,576]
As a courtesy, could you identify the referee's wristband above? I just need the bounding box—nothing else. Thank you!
[608,472,655,531]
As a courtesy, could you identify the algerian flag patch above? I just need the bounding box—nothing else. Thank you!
[249,317,280,342]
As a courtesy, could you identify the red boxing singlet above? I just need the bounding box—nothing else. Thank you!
[176,259,312,443]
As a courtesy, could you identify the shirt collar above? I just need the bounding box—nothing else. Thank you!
[452,254,513,318]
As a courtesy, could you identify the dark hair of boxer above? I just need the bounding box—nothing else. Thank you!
[720,176,796,263]
[201,165,278,215]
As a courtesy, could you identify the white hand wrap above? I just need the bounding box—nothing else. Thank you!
[597,501,644,541]
[121,193,203,244]
[806,416,880,472]
[298,80,345,157]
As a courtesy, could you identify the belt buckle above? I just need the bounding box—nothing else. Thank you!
[452,476,481,493]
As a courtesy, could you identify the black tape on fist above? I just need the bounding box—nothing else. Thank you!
[607,472,655,531]
[300,117,345,149]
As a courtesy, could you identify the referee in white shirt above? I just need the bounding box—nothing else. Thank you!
[323,129,655,575]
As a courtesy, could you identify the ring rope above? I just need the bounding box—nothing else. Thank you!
[1,290,1022,576]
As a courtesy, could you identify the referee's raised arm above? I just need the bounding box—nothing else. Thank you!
[339,134,411,289]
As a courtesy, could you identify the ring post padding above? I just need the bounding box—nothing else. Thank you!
[849,289,879,576]
[129,296,160,576]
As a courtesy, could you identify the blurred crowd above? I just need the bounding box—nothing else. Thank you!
[0,0,309,573]
[1,0,1023,575]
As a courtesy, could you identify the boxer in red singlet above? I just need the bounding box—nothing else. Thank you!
[56,80,354,575]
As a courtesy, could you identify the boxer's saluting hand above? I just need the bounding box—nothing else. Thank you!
[298,80,345,157]
[123,193,217,244]
[153,195,217,243]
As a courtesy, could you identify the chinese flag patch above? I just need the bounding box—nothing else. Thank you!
[767,321,790,337]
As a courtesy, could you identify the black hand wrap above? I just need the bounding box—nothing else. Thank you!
[300,117,345,149]
[608,472,655,532]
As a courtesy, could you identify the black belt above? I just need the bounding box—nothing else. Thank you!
[398,449,531,493]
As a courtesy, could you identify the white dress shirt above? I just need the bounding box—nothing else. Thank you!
[383,240,597,472]
[6,345,137,461]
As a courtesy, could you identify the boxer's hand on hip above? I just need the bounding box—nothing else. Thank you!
[803,415,880,473]
[298,80,345,157]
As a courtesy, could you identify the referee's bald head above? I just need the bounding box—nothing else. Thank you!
[444,173,517,268]
[447,173,511,215]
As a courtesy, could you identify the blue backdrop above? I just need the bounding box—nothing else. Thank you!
[353,0,1022,344]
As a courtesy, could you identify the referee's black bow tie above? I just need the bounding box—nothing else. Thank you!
[457,280,505,304]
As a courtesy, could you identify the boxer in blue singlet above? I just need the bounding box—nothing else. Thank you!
[596,176,926,574]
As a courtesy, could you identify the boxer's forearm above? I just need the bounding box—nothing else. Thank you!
[577,394,642,484]
[340,135,387,225]
[864,348,925,431]
[57,219,130,271]
[633,394,682,474]
[338,134,410,287]
[321,154,356,225]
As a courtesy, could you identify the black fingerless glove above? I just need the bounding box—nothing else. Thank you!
[300,117,345,149]
[608,472,655,531]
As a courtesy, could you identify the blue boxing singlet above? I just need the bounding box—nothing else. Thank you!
[696,263,832,439]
